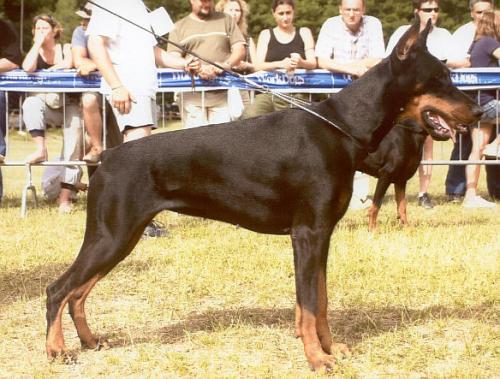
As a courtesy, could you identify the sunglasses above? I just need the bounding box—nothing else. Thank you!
[420,7,439,13]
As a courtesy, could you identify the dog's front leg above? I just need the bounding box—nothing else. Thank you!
[292,225,338,371]
[394,182,408,225]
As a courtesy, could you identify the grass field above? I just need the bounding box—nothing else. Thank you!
[0,126,499,378]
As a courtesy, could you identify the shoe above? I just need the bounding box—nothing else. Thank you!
[418,193,434,209]
[58,202,73,214]
[483,144,500,159]
[83,148,102,163]
[0,154,4,163]
[447,194,463,203]
[349,196,372,210]
[143,220,169,238]
[462,195,496,208]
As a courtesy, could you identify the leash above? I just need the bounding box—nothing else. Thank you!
[85,0,363,145]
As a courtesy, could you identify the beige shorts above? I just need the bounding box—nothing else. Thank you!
[181,91,230,129]
[106,95,157,132]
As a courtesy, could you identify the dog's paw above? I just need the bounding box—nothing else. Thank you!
[330,342,352,358]
[308,352,337,372]
[46,347,78,365]
[81,336,110,351]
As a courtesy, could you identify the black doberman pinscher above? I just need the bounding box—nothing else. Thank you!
[45,20,482,371]
[358,117,454,231]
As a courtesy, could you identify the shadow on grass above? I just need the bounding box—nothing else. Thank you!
[340,208,493,230]
[0,263,70,306]
[102,302,495,350]
[0,194,47,210]
[0,195,89,212]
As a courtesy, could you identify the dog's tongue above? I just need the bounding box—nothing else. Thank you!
[436,114,455,142]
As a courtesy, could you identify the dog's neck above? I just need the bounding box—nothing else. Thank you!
[324,59,413,152]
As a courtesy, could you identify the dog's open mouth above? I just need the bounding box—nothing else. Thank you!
[422,110,468,142]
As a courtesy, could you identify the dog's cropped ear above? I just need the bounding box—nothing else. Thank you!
[394,15,423,62]
[418,18,432,46]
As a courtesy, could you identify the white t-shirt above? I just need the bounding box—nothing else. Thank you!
[385,24,452,61]
[86,0,158,96]
[448,21,476,62]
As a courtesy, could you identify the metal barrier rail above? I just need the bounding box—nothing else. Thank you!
[0,68,499,216]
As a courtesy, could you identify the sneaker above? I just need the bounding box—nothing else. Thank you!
[418,193,434,209]
[447,194,463,203]
[143,220,169,238]
[0,154,4,163]
[462,195,496,208]
[483,144,500,159]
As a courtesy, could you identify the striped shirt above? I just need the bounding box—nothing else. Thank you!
[167,12,245,63]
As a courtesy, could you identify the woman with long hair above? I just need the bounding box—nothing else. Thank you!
[464,9,500,208]
[215,0,256,73]
[22,14,84,213]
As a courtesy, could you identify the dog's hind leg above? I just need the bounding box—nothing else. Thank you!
[368,177,392,231]
[68,273,105,350]
[46,186,158,358]
[394,181,408,226]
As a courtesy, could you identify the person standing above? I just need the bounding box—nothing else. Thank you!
[445,0,500,202]
[215,0,256,73]
[72,2,104,163]
[385,0,452,210]
[315,0,385,209]
[463,10,500,208]
[167,0,246,128]
[0,18,22,203]
[87,0,199,236]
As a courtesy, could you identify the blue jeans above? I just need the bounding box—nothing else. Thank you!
[0,91,6,201]
[445,131,472,196]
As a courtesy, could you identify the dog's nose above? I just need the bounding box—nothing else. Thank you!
[472,105,484,119]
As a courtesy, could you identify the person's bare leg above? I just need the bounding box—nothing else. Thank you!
[26,134,48,164]
[82,93,103,162]
[465,124,493,199]
[58,187,74,214]
[123,125,152,142]
[418,136,433,194]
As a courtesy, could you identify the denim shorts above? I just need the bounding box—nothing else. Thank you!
[481,99,500,122]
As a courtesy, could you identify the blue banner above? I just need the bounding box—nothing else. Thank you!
[0,68,499,93]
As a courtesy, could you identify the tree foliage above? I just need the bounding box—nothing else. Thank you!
[0,0,477,53]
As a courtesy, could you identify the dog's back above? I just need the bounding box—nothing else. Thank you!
[92,109,356,234]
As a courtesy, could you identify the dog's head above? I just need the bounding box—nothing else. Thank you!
[390,17,483,142]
